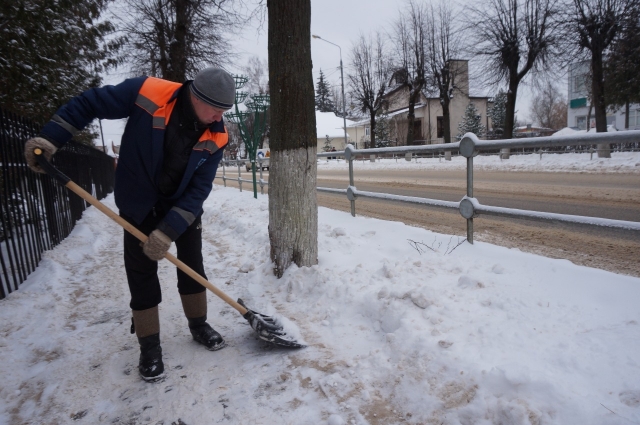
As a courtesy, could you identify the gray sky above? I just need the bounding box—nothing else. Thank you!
[230,0,555,122]
[99,0,567,145]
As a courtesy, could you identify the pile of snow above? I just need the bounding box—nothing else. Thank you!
[551,127,581,137]
[1,187,639,424]
[552,125,618,137]
[318,151,640,174]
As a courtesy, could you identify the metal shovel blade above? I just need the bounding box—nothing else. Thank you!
[238,299,306,348]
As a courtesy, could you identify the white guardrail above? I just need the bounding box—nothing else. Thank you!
[217,131,640,243]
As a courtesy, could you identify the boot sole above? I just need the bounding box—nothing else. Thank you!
[140,371,166,382]
[204,340,226,351]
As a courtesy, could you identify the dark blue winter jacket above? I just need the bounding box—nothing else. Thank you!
[40,76,228,240]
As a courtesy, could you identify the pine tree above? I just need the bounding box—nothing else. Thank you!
[0,0,123,122]
[488,90,507,136]
[315,70,335,112]
[458,103,485,138]
[323,135,333,152]
[374,110,392,147]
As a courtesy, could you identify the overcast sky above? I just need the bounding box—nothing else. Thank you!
[228,0,561,121]
[99,0,571,143]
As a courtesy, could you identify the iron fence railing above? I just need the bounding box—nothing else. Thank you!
[0,108,115,299]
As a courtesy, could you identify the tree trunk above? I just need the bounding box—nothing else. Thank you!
[502,77,519,159]
[591,49,611,158]
[442,96,452,160]
[267,0,318,278]
[167,0,189,82]
[369,112,377,149]
[405,87,420,146]
[442,97,451,144]
[625,101,630,130]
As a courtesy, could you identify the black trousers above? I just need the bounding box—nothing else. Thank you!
[122,207,206,311]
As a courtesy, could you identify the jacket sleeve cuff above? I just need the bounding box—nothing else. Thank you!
[37,132,65,149]
[39,122,70,148]
[156,220,180,241]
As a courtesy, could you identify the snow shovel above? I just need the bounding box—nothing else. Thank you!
[33,149,304,348]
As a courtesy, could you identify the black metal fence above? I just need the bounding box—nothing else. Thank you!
[0,108,115,299]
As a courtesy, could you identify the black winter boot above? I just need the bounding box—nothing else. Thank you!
[188,316,226,351]
[137,333,165,381]
[180,292,226,351]
[132,306,164,382]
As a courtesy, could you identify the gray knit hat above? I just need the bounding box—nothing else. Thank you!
[190,68,235,109]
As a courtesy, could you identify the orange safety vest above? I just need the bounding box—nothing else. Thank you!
[134,77,228,153]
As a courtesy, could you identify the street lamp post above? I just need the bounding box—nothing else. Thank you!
[312,34,356,217]
[312,34,348,148]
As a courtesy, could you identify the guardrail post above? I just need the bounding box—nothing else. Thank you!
[237,163,243,192]
[459,133,478,244]
[466,156,474,243]
[345,144,356,216]
[222,161,227,187]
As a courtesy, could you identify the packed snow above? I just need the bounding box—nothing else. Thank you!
[1,162,639,424]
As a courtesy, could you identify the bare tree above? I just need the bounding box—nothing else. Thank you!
[468,0,561,157]
[347,32,391,149]
[425,1,465,145]
[118,0,244,81]
[530,80,568,129]
[242,56,270,95]
[567,0,638,154]
[267,0,317,278]
[391,0,429,145]
[241,56,270,149]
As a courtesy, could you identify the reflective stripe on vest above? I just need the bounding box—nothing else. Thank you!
[134,77,228,153]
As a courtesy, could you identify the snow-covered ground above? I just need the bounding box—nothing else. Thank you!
[318,151,640,174]
[1,175,640,424]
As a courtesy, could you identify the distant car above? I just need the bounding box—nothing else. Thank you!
[245,149,270,172]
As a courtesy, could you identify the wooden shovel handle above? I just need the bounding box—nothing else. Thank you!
[34,149,248,315]
[65,181,248,315]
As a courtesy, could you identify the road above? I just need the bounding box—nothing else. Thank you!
[218,167,640,277]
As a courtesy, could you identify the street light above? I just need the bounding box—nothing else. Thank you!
[312,34,348,148]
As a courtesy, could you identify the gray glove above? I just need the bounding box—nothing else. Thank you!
[143,229,172,261]
[24,137,58,173]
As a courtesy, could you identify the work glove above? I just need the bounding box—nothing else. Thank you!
[143,229,172,261]
[24,137,58,173]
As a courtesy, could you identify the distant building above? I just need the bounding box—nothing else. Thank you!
[567,61,640,130]
[513,124,555,138]
[347,60,492,147]
[316,111,353,153]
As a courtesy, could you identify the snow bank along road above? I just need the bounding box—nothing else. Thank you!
[227,165,640,277]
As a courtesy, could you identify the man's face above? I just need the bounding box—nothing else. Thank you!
[190,92,228,125]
